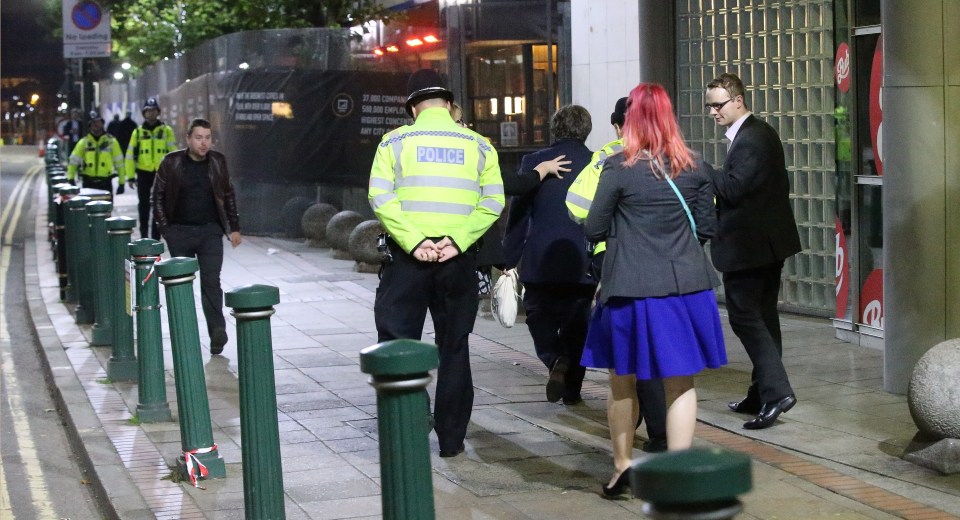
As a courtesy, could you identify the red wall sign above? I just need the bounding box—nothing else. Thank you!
[835,42,851,93]
[835,217,850,319]
[869,38,884,175]
[859,268,884,328]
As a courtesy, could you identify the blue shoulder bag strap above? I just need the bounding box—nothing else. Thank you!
[664,175,696,237]
[650,152,696,237]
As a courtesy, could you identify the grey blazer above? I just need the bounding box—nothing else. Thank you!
[584,153,720,304]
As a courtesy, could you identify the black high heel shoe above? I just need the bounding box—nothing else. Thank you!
[601,470,630,498]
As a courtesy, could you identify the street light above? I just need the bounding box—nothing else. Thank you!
[121,62,131,70]
[114,71,124,80]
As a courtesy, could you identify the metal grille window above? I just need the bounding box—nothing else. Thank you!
[676,0,836,315]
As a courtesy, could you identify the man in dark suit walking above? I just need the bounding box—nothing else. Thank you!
[503,105,594,404]
[705,73,801,430]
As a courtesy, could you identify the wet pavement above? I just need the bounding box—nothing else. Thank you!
[27,188,960,519]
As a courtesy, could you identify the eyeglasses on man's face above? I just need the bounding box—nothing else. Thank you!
[704,98,735,111]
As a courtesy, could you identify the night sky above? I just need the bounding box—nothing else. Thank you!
[1,0,67,103]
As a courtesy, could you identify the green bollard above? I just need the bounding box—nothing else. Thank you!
[156,257,226,485]
[631,448,752,519]
[130,239,172,423]
[360,339,438,520]
[87,200,114,346]
[106,217,138,382]
[56,184,79,302]
[65,196,93,324]
[225,284,285,519]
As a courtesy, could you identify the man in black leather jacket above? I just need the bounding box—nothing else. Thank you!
[153,118,241,355]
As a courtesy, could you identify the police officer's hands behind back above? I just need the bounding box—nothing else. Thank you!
[412,237,459,263]
[414,239,440,262]
[435,237,459,262]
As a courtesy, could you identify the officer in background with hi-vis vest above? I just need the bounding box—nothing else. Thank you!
[565,96,669,453]
[67,110,125,198]
[368,69,504,459]
[126,97,176,239]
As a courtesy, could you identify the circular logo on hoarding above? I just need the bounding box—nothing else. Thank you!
[332,93,354,118]
[72,1,103,31]
[835,42,851,93]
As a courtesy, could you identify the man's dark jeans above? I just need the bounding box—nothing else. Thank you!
[163,222,226,335]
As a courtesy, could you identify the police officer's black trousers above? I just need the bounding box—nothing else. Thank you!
[374,248,479,452]
[136,169,159,239]
[81,176,113,200]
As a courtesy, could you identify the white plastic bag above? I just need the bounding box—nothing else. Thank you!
[492,269,523,328]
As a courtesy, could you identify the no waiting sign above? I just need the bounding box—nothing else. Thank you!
[62,0,111,58]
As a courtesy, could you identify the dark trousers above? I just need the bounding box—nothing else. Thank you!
[163,223,226,335]
[636,378,667,441]
[522,283,594,400]
[136,169,159,239]
[374,248,479,452]
[723,261,793,404]
[81,176,113,200]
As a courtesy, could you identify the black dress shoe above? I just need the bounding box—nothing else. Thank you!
[743,394,797,430]
[727,396,761,415]
[439,443,465,458]
[210,328,228,355]
[601,470,630,498]
[546,356,569,403]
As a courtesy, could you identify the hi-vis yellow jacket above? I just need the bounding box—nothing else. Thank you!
[565,139,623,254]
[67,133,124,181]
[368,107,505,254]
[125,123,176,177]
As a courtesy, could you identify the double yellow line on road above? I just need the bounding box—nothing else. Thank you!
[0,162,56,518]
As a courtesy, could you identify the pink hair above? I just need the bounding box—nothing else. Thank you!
[620,83,694,177]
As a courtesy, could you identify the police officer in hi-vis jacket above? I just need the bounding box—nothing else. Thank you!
[126,97,176,239]
[368,69,504,458]
[67,110,125,197]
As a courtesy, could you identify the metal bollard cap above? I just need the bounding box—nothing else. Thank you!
[360,339,438,376]
[85,200,113,215]
[66,195,91,208]
[631,447,752,504]
[225,284,279,310]
[129,238,164,257]
[156,257,199,278]
[57,185,80,196]
[106,216,137,231]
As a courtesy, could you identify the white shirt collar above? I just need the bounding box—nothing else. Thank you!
[725,112,752,145]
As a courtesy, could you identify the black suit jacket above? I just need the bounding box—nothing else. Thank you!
[710,115,801,272]
[503,139,594,285]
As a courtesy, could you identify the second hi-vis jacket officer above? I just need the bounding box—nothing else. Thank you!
[125,98,176,178]
[126,97,176,238]
[368,69,504,459]
[565,97,628,257]
[67,110,125,195]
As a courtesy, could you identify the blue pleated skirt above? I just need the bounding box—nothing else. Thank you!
[580,290,727,379]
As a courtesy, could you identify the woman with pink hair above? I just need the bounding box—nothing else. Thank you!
[581,83,727,497]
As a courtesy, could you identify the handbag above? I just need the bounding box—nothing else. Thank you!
[492,269,523,328]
